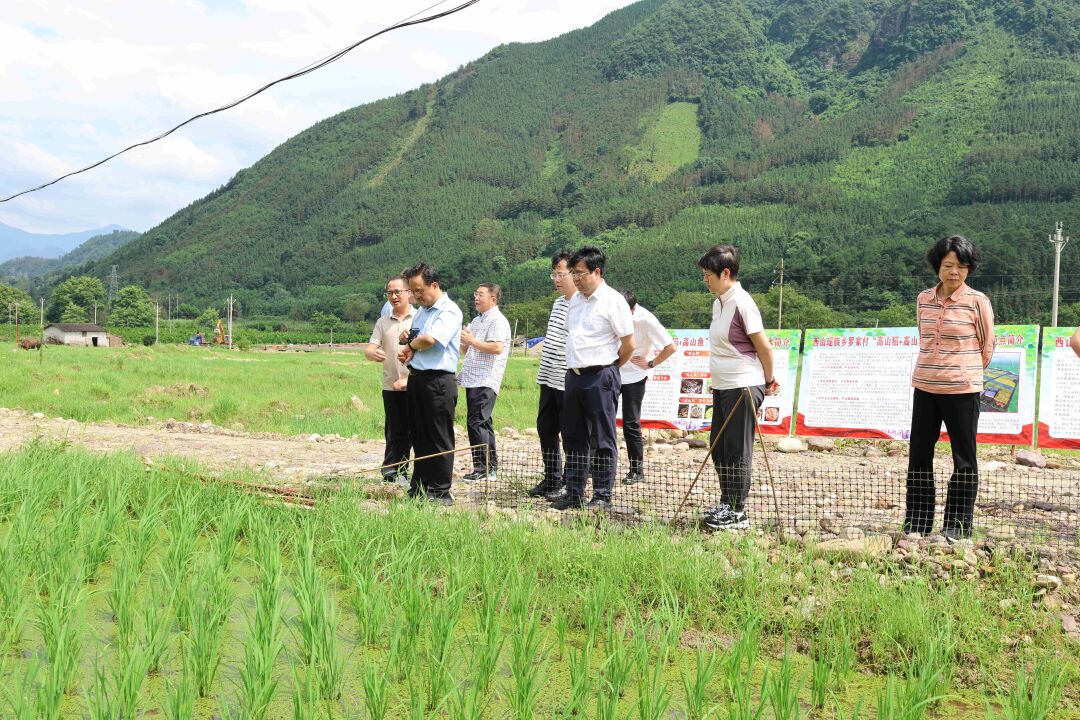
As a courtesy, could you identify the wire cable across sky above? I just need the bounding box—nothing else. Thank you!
[0,0,481,204]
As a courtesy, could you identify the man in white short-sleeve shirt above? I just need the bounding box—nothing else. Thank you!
[617,289,676,485]
[459,283,512,481]
[552,246,635,511]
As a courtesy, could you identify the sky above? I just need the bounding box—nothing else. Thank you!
[0,0,637,237]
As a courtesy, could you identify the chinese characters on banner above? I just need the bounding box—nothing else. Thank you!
[796,326,1038,445]
[1037,327,1080,450]
[617,329,800,434]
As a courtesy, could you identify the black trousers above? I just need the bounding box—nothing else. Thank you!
[905,388,980,536]
[563,365,620,500]
[465,386,498,473]
[620,378,647,475]
[381,390,412,477]
[536,384,565,486]
[709,386,764,513]
[406,370,457,498]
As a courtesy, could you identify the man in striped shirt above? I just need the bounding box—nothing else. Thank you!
[527,251,577,498]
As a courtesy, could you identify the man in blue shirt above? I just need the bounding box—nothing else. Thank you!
[397,263,462,504]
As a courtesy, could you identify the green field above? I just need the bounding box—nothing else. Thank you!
[0,345,543,438]
[0,444,1075,719]
[625,102,703,182]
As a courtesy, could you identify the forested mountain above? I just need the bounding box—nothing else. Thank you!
[80,0,1079,328]
[1,230,140,288]
[0,223,127,263]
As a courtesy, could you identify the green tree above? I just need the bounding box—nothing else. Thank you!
[196,306,221,329]
[175,302,199,319]
[109,286,155,327]
[311,311,342,333]
[0,284,33,319]
[59,302,88,324]
[47,275,106,323]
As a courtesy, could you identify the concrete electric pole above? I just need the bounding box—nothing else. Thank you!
[1049,222,1070,327]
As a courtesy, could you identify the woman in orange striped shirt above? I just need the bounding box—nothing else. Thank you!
[905,235,995,541]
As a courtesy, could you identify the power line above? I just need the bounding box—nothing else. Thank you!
[0,0,481,203]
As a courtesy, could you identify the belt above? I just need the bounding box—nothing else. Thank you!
[570,363,613,376]
[407,367,453,376]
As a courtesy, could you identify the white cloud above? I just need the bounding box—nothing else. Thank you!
[0,0,637,236]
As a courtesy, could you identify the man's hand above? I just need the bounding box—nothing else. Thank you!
[629,355,649,369]
[398,347,413,364]
[765,379,781,396]
[398,329,411,345]
[369,347,387,362]
[460,327,474,350]
[391,378,408,391]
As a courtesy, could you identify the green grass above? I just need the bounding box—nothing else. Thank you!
[625,101,703,182]
[0,443,1076,718]
[0,344,543,438]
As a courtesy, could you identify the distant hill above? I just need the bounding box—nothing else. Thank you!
[0,222,128,263]
[0,230,141,283]
[80,0,1078,326]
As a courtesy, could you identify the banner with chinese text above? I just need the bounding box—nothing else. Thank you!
[796,326,1037,444]
[1036,327,1080,450]
[618,328,800,434]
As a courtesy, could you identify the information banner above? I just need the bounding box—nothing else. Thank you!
[1037,327,1080,450]
[796,326,1038,444]
[618,329,800,434]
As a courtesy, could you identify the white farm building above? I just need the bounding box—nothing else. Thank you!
[43,323,110,347]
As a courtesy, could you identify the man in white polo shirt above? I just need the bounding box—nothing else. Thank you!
[552,246,635,511]
[459,283,512,482]
[618,289,676,485]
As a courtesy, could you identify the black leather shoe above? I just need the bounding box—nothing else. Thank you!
[550,494,585,511]
[586,497,612,511]
[527,481,556,498]
[544,486,567,501]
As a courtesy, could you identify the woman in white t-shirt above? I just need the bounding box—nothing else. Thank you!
[697,245,779,531]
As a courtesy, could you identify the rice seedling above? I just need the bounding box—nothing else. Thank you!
[767,647,801,720]
[425,587,465,711]
[188,560,233,697]
[292,522,345,701]
[162,644,197,720]
[86,636,157,720]
[362,661,390,720]
[0,543,30,649]
[234,517,285,720]
[292,658,328,720]
[161,492,200,633]
[213,495,247,573]
[449,678,486,720]
[654,591,687,664]
[467,598,504,698]
[682,646,721,720]
[554,611,569,659]
[810,652,831,710]
[990,660,1067,720]
[725,616,761,700]
[727,664,768,720]
[634,638,672,720]
[34,577,87,696]
[131,483,164,572]
[348,566,389,647]
[506,601,548,720]
[142,578,174,675]
[2,659,41,720]
[562,644,593,718]
[108,552,139,656]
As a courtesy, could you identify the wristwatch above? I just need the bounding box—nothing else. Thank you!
[647,360,654,369]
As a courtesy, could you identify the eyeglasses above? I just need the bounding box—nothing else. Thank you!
[549,272,569,280]
[569,271,593,279]
[384,290,409,297]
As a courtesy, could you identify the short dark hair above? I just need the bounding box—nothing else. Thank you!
[697,245,740,278]
[550,250,572,269]
[403,263,440,286]
[619,288,637,310]
[386,275,407,287]
[926,235,980,273]
[478,282,501,304]
[569,245,606,275]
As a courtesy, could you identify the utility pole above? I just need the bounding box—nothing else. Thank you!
[94,303,97,324]
[777,258,785,330]
[227,295,234,350]
[1049,222,1070,327]
[39,298,43,327]
[108,265,119,304]
[155,304,160,346]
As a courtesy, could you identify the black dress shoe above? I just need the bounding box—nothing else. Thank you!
[544,486,567,501]
[527,481,557,498]
[586,497,612,511]
[550,494,585,510]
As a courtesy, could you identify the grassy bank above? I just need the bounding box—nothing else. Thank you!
[0,344,542,438]
[0,444,1076,718]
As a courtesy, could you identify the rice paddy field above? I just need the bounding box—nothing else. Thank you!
[0,443,1077,719]
[0,344,543,436]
